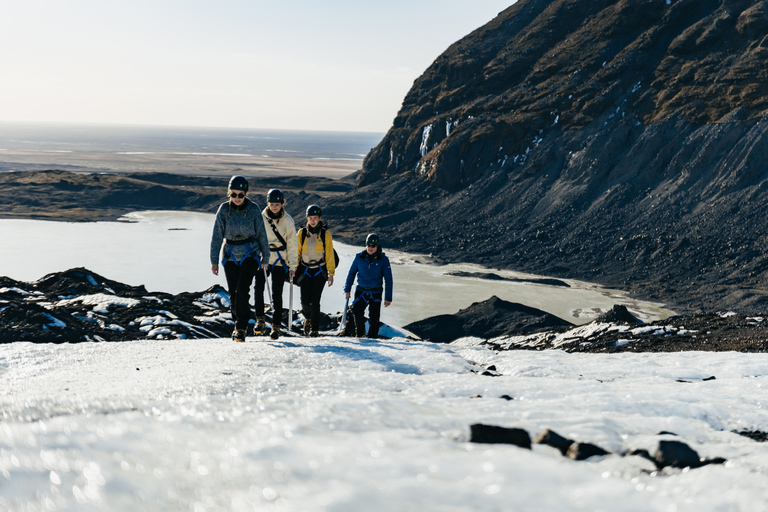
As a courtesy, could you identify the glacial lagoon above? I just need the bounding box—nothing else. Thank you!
[0,211,674,327]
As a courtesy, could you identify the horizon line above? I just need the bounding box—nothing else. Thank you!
[0,119,387,137]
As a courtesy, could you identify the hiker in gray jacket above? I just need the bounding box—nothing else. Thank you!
[210,175,270,342]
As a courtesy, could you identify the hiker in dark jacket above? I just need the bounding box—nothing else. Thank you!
[344,233,393,338]
[210,175,270,342]
[296,204,335,337]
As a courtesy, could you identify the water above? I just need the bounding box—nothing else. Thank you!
[0,122,382,160]
[0,212,675,327]
[0,122,384,176]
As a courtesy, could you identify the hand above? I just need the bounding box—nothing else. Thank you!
[345,292,350,299]
[289,269,295,279]
[384,300,391,308]
[211,264,219,276]
[328,276,334,287]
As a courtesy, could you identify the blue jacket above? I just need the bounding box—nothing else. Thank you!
[344,247,393,302]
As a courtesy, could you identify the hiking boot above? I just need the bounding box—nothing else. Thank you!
[270,325,281,340]
[309,329,319,338]
[254,317,266,335]
[233,329,246,342]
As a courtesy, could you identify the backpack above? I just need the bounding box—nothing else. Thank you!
[299,226,340,267]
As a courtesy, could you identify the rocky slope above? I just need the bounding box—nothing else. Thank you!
[329,0,768,314]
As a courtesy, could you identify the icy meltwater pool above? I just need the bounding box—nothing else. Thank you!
[0,211,674,326]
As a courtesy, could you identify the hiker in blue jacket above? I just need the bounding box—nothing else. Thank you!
[344,233,393,338]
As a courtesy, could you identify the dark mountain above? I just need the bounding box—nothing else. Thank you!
[329,0,768,313]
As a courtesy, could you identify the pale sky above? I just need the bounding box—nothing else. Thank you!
[0,1,514,133]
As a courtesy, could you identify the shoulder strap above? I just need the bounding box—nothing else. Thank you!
[300,227,325,249]
[267,218,288,249]
[300,227,331,264]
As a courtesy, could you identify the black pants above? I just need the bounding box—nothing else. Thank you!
[223,259,259,331]
[300,269,326,329]
[352,288,382,338]
[255,265,288,326]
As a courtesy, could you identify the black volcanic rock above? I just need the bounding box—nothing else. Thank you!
[0,268,345,343]
[595,305,642,324]
[404,295,573,343]
[654,440,703,469]
[566,442,611,461]
[481,311,768,353]
[328,0,768,314]
[469,424,532,448]
[533,429,575,455]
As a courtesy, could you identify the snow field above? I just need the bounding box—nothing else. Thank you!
[0,338,767,511]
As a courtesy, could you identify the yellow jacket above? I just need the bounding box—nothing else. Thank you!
[297,227,335,276]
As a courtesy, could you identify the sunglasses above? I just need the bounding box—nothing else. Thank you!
[230,192,245,199]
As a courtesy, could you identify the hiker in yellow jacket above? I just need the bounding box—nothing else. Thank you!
[296,204,335,337]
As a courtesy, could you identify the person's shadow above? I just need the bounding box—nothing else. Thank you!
[273,339,423,375]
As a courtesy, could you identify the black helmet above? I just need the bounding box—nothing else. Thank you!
[366,233,380,247]
[267,188,284,204]
[306,204,322,217]
[228,175,248,192]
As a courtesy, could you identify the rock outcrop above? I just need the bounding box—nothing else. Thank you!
[0,268,345,343]
[404,295,573,343]
[330,0,768,313]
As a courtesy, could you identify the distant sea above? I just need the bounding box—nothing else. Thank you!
[0,121,384,174]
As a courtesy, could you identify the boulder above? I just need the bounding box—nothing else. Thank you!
[405,296,573,343]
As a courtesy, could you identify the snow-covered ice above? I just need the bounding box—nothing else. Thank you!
[1,337,767,511]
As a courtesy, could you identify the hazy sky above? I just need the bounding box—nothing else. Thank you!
[0,1,514,133]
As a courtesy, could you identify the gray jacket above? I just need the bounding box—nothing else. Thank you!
[210,199,270,266]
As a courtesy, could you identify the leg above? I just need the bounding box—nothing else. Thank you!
[367,292,383,338]
[300,276,313,325]
[234,259,259,331]
[351,289,368,337]
[254,268,266,319]
[271,266,287,327]
[310,273,326,332]
[223,261,241,328]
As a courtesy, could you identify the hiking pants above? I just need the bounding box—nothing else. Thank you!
[300,271,326,329]
[255,265,288,326]
[223,258,259,331]
[352,288,382,338]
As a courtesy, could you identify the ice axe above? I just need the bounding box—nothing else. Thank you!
[263,266,273,309]
[337,295,349,335]
[288,272,294,333]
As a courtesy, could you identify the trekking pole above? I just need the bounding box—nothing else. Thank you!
[263,267,273,309]
[288,273,294,333]
[337,296,349,335]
